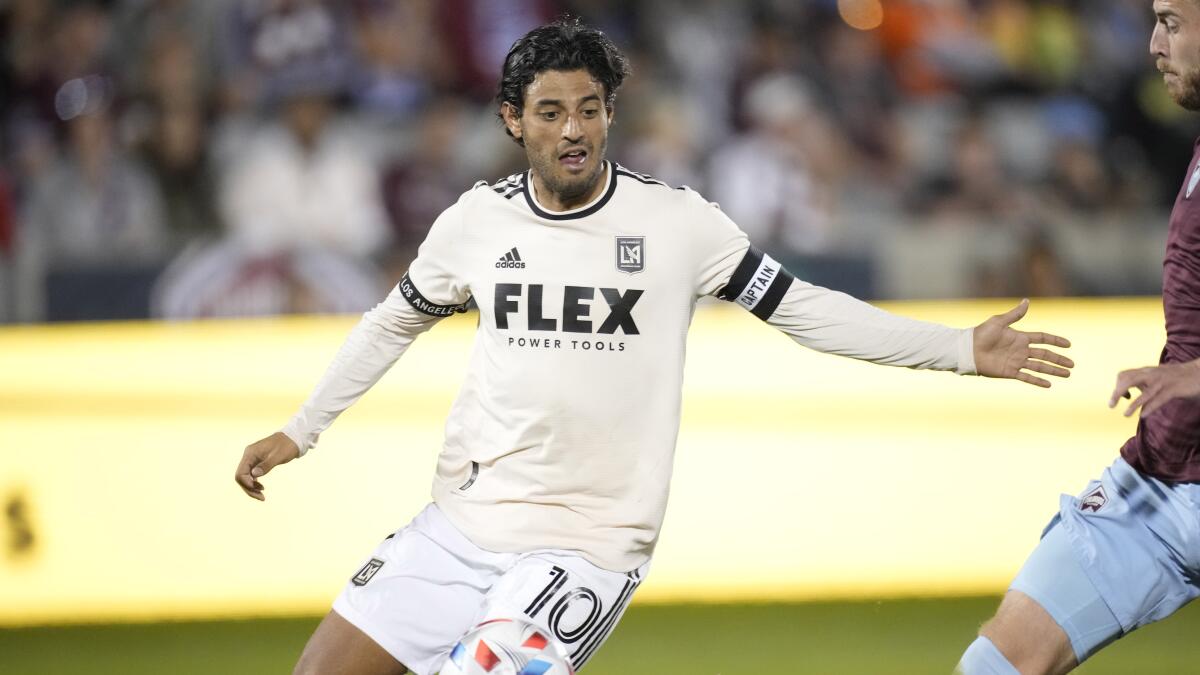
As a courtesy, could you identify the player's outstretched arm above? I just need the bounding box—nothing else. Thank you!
[1108,358,1200,418]
[235,432,301,501]
[973,299,1074,388]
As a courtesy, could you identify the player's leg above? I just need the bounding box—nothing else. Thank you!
[977,591,1076,675]
[298,503,518,675]
[960,458,1200,674]
[958,518,1120,675]
[471,551,651,672]
[294,609,410,675]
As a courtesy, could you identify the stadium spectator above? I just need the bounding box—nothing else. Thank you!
[877,0,1002,95]
[0,0,57,130]
[15,84,168,322]
[707,72,849,256]
[219,83,388,259]
[0,166,15,321]
[152,63,388,319]
[214,0,354,113]
[379,95,476,275]
[152,241,384,318]
[642,0,745,147]
[435,0,560,100]
[1040,97,1117,215]
[918,113,1015,221]
[111,0,220,108]
[139,102,221,250]
[346,0,441,121]
[0,168,13,260]
[46,1,113,85]
[815,20,902,172]
[122,19,222,250]
[619,90,706,191]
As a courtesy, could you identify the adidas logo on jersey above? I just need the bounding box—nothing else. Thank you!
[496,247,526,269]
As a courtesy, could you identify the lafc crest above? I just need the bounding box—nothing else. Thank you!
[616,236,644,274]
[352,558,385,586]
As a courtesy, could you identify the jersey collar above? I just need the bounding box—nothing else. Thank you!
[523,161,617,221]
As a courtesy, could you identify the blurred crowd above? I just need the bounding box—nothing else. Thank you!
[0,0,1196,323]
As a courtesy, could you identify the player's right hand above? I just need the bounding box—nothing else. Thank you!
[1108,358,1200,418]
[235,432,300,501]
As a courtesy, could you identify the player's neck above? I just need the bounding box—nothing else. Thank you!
[529,163,609,213]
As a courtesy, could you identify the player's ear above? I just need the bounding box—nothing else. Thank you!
[501,102,523,141]
[606,102,616,128]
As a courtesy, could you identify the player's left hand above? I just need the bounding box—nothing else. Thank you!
[973,299,1073,388]
[235,431,300,501]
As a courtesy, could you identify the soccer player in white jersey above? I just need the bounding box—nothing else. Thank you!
[234,18,1074,675]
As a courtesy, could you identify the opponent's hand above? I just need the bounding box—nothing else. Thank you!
[973,299,1073,388]
[235,432,300,501]
[1108,359,1200,418]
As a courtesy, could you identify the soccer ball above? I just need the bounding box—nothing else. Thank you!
[439,618,575,675]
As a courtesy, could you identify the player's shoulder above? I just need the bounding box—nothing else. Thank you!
[433,171,527,222]
[611,162,686,194]
[611,162,713,207]
[470,170,528,202]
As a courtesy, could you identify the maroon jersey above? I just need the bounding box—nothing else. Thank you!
[1121,139,1200,482]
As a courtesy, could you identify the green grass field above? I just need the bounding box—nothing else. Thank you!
[4,596,1199,674]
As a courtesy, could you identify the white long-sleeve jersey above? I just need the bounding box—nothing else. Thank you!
[282,162,975,572]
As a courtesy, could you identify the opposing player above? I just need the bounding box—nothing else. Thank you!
[957,3,1200,673]
[234,19,1073,675]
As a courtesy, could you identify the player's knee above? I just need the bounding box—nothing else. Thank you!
[293,635,411,675]
[976,612,1007,645]
[293,653,410,675]
[294,609,411,675]
[292,653,318,675]
[976,592,1076,675]
[957,635,1019,675]
[292,650,341,675]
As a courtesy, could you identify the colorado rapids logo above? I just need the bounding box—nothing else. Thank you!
[1080,485,1108,513]
[616,236,644,274]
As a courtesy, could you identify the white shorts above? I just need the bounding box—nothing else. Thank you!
[332,503,649,675]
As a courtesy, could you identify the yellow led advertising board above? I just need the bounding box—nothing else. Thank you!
[0,299,1162,624]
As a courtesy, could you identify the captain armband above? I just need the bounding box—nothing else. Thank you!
[715,247,795,320]
[398,272,471,317]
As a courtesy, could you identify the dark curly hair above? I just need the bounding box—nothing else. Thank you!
[495,17,631,146]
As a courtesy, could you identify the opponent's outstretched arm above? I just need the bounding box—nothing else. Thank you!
[1109,357,1200,418]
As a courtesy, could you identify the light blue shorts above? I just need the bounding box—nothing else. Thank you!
[1012,457,1200,662]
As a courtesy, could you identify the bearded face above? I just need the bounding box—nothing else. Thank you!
[503,69,613,212]
[1164,62,1200,110]
[1152,1,1200,110]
